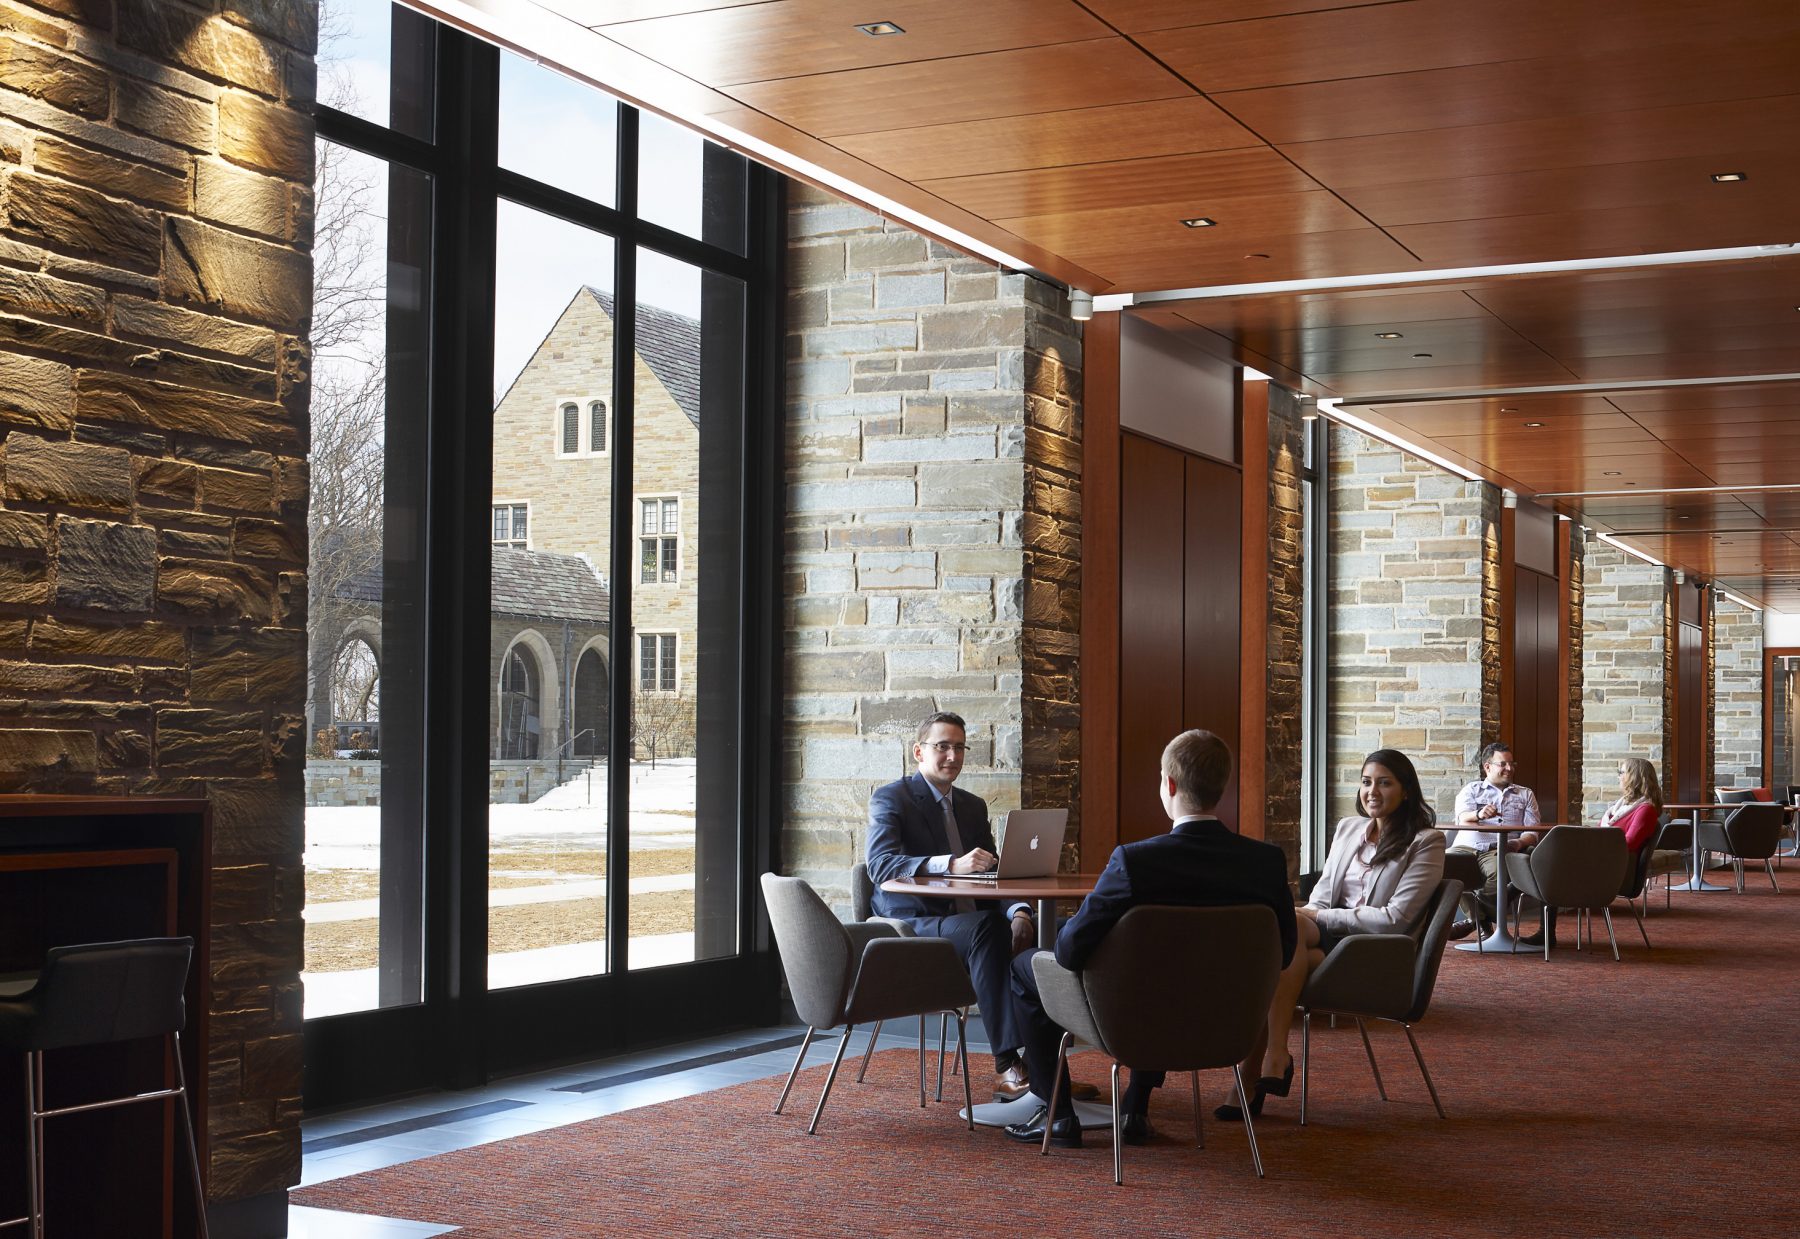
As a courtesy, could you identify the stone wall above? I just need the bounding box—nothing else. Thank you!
[1713,594,1763,789]
[1327,427,1497,824]
[1565,522,1584,814]
[0,0,314,1216]
[781,184,1079,906]
[1262,386,1306,865]
[1580,534,1667,820]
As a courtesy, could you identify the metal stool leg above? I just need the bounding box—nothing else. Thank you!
[171,1033,210,1239]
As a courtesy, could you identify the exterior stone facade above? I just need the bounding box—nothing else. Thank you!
[1327,427,1498,823]
[1580,534,1668,820]
[1262,387,1307,866]
[782,184,1080,906]
[0,0,315,1211]
[1713,595,1763,789]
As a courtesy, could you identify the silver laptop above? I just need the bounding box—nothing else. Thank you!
[958,809,1067,880]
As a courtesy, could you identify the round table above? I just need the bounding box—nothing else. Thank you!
[1454,822,1548,954]
[879,872,1115,1128]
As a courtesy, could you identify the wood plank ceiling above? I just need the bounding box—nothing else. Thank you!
[463,0,1800,606]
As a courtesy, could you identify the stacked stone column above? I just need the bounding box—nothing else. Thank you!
[0,0,313,1210]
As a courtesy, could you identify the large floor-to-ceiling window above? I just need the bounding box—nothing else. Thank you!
[304,0,780,1106]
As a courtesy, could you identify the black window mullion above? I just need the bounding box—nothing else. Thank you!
[494,168,751,281]
[606,103,638,978]
[314,105,442,175]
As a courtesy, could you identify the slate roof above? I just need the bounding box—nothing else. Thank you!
[491,546,610,623]
[588,287,702,427]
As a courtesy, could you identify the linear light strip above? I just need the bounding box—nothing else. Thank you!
[1719,589,1764,612]
[1340,371,1800,408]
[1315,399,1483,482]
[1123,243,1798,303]
[1535,483,1800,498]
[1595,531,1667,569]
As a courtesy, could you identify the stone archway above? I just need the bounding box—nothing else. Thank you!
[496,629,560,759]
[571,637,610,758]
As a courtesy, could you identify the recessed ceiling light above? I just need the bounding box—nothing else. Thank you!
[1625,482,1638,486]
[1374,331,1403,339]
[1181,217,1216,228]
[1603,470,1622,476]
[855,20,905,35]
[1711,171,1747,182]
[1678,514,1692,519]
[1524,421,1545,427]
[1412,352,1433,359]
[1244,253,1271,260]
[1720,540,1735,545]
[1500,406,1519,412]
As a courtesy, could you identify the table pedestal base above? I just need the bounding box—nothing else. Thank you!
[1456,924,1537,954]
[962,1092,1114,1130]
[1670,877,1732,892]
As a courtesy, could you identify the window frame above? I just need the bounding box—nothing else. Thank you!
[636,629,679,695]
[491,500,530,548]
[637,493,680,585]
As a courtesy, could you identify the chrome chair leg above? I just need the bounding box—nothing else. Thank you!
[1402,1024,1446,1120]
[956,1012,974,1130]
[1231,1065,1265,1179]
[855,1019,881,1084]
[1767,860,1781,893]
[806,1025,854,1135]
[1299,1012,1311,1127]
[775,1026,816,1113]
[1041,1032,1071,1156]
[1602,908,1620,961]
[935,1013,948,1101]
[1356,1017,1387,1101]
[1190,1071,1203,1147]
[1110,1062,1124,1186]
[916,1015,926,1108]
[1735,859,1745,894]
[1632,901,1652,949]
[171,1032,211,1239]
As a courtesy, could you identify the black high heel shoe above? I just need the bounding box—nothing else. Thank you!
[1258,1058,1295,1099]
[1213,1081,1267,1122]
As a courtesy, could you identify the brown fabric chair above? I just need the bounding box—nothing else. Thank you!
[761,873,977,1134]
[1504,826,1630,960]
[848,861,964,1093]
[1698,803,1785,893]
[1031,904,1281,1185]
[1297,878,1461,1125]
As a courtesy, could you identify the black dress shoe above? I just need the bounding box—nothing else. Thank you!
[1447,918,1477,941]
[1005,1105,1083,1148]
[1120,1112,1154,1145]
[1214,1084,1266,1122]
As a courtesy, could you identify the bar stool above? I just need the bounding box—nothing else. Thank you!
[0,937,208,1239]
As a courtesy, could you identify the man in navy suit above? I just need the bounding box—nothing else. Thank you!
[867,712,1037,1101]
[1003,729,1297,1147]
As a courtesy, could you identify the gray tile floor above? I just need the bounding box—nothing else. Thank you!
[293,1019,993,1236]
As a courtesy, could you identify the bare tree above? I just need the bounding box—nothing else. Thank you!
[306,6,389,744]
[632,690,695,769]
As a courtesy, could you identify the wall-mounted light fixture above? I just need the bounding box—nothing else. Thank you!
[1068,290,1093,321]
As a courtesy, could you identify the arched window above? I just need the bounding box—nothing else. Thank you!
[560,402,579,454]
[589,399,608,454]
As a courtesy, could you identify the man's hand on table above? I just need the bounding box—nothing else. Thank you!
[948,848,996,876]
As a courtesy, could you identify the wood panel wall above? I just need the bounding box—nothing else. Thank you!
[1512,566,1559,820]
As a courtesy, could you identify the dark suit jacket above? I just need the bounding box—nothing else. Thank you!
[1055,818,1297,972]
[866,772,994,919]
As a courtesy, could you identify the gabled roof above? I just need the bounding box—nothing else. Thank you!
[491,546,610,624]
[588,287,701,427]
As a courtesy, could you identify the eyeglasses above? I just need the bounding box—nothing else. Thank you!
[926,742,969,754]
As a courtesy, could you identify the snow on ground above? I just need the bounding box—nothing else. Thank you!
[305,759,698,871]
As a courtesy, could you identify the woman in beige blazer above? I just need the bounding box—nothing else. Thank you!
[1221,747,1446,1120]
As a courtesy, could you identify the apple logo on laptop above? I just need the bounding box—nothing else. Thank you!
[1029,836,1039,850]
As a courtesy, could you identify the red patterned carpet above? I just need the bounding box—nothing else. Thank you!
[294,888,1798,1237]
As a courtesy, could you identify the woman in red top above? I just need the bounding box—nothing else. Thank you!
[1600,757,1663,852]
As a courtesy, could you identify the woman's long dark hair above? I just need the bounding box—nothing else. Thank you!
[1360,748,1435,867]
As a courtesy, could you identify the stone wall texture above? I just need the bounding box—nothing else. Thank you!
[1327,426,1497,825]
[1262,386,1306,867]
[0,0,314,1206]
[1580,534,1668,821]
[781,184,1080,906]
[1565,523,1584,814]
[1713,595,1763,789]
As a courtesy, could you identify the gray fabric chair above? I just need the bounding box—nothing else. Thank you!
[1714,787,1757,805]
[1504,826,1630,960]
[1647,816,1691,910]
[1297,878,1461,1126]
[1613,837,1655,949]
[0,937,208,1239]
[761,873,977,1134]
[1031,904,1281,1185]
[848,861,963,1093]
[1698,803,1785,893]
